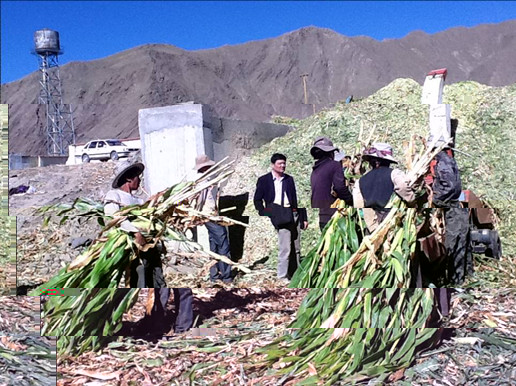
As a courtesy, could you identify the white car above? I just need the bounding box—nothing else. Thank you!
[81,139,136,163]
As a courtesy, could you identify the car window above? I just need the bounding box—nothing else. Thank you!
[98,142,105,148]
[107,140,124,146]
[88,142,97,148]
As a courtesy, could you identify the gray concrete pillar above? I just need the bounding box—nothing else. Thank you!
[138,103,213,252]
[138,103,214,194]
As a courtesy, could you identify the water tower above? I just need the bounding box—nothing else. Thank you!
[33,28,76,156]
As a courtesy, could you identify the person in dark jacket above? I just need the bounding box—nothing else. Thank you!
[426,147,472,285]
[353,142,415,233]
[254,153,308,283]
[310,137,353,231]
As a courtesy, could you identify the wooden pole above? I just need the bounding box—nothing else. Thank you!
[300,73,309,104]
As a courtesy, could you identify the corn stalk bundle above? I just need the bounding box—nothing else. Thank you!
[265,285,443,383]
[262,327,441,385]
[291,288,436,329]
[290,203,363,288]
[291,137,446,289]
[29,158,248,293]
[42,288,140,355]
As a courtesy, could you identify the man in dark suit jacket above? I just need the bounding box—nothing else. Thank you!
[254,153,308,283]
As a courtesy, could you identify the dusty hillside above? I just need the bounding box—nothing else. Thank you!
[2,20,516,155]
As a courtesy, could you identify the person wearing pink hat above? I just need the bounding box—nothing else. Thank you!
[353,142,416,233]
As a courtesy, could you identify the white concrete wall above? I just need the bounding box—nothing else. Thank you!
[138,104,214,249]
[138,104,214,194]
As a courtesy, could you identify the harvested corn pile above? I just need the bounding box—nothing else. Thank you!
[0,296,56,385]
[0,296,41,334]
[44,288,308,356]
[0,335,56,386]
[225,79,516,278]
[43,288,141,355]
[53,289,516,385]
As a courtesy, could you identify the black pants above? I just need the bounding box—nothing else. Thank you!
[205,222,232,282]
[130,247,166,288]
[434,288,451,317]
[152,288,194,333]
[445,207,472,285]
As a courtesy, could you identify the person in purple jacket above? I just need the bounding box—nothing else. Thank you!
[310,137,353,231]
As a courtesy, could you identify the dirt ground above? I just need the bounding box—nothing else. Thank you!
[0,297,56,385]
[11,161,118,289]
[54,288,516,385]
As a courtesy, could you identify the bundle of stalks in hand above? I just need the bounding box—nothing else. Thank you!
[30,158,248,292]
[42,289,140,356]
[267,137,448,383]
[291,288,436,329]
[291,137,445,289]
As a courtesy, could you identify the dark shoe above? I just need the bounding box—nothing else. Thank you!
[138,312,168,335]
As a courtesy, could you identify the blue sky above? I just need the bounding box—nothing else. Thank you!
[2,1,516,84]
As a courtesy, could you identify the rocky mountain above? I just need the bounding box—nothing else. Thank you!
[2,19,515,155]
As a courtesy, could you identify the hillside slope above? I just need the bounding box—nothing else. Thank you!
[2,20,516,155]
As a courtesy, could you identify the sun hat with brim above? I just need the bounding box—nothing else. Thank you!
[362,142,398,164]
[310,136,338,156]
[112,162,145,188]
[194,154,216,172]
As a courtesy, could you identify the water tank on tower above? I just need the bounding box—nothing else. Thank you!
[32,28,75,156]
[34,29,61,54]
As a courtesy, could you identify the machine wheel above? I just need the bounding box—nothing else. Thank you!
[82,154,90,163]
[486,231,502,259]
[110,151,119,161]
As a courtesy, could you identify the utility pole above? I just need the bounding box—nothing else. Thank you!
[300,73,309,104]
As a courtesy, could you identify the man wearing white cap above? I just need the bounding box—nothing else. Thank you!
[353,142,415,233]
